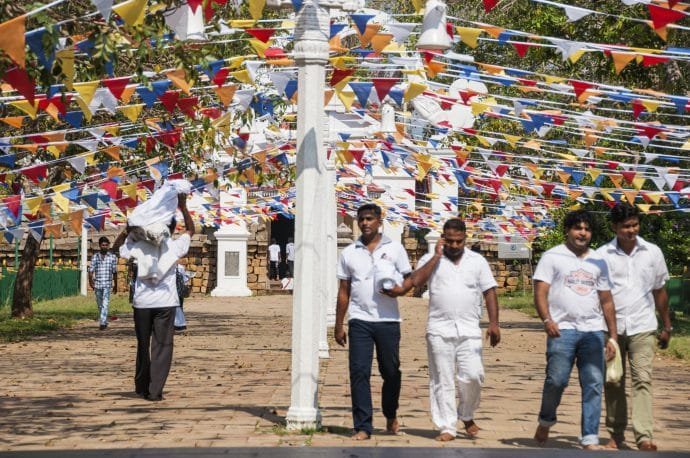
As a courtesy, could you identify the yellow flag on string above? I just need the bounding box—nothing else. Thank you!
[610,51,637,75]
[56,49,75,90]
[248,0,266,20]
[636,204,652,213]
[53,192,70,213]
[74,81,100,105]
[9,100,37,119]
[120,183,137,199]
[632,177,646,190]
[646,192,662,204]
[623,190,638,204]
[112,0,147,27]
[25,196,43,214]
[641,99,661,113]
[167,69,193,95]
[231,69,252,84]
[569,50,586,64]
[0,15,26,67]
[336,89,356,111]
[456,27,482,49]
[120,104,144,122]
[411,0,424,13]
[404,82,427,102]
[75,96,93,122]
[248,39,270,58]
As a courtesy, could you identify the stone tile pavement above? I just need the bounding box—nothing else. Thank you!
[0,296,688,452]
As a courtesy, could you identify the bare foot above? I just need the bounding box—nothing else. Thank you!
[463,420,480,438]
[534,425,550,445]
[351,431,370,440]
[583,444,605,451]
[435,432,455,442]
[605,438,625,450]
[386,418,400,434]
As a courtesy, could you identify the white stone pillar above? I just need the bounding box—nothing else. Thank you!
[319,155,337,357]
[286,0,330,431]
[211,222,252,297]
[423,230,441,298]
[80,221,88,296]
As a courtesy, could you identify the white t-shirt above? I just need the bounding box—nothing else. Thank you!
[596,236,669,335]
[120,234,191,309]
[533,244,611,332]
[286,242,295,261]
[268,244,281,262]
[418,249,498,338]
[337,235,412,322]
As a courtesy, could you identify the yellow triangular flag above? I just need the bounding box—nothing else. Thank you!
[73,81,100,105]
[646,192,662,204]
[371,34,393,53]
[0,15,26,67]
[456,27,482,49]
[636,204,652,213]
[543,75,565,84]
[248,39,270,58]
[632,177,646,190]
[230,20,256,28]
[404,82,427,102]
[557,170,571,184]
[53,193,70,213]
[9,100,37,119]
[503,134,521,148]
[56,49,75,90]
[641,99,661,113]
[231,69,252,84]
[471,101,490,116]
[112,0,147,27]
[569,50,586,64]
[336,89,356,112]
[120,104,144,122]
[120,183,138,200]
[248,0,266,20]
[411,0,424,13]
[25,196,43,214]
[75,96,93,122]
[623,190,639,204]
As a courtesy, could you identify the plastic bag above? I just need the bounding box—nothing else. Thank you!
[128,179,191,228]
[606,339,623,384]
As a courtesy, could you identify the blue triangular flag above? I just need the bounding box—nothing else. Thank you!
[349,82,373,108]
[330,23,347,39]
[0,154,17,168]
[82,193,100,209]
[669,96,688,114]
[388,87,404,106]
[350,14,375,35]
[291,0,303,12]
[62,111,83,129]
[136,86,158,108]
[62,187,82,203]
[151,79,172,97]
[85,214,106,231]
[339,132,351,141]
[26,27,56,69]
[284,80,298,100]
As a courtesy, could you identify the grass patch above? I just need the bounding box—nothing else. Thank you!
[499,292,537,318]
[660,312,690,361]
[0,294,132,342]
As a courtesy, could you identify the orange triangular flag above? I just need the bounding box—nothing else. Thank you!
[167,69,193,95]
[610,51,637,75]
[0,15,26,67]
[1,116,24,128]
[371,33,394,53]
[358,23,381,48]
[214,84,237,106]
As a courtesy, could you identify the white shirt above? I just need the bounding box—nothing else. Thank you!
[596,236,669,335]
[533,244,611,332]
[268,244,281,262]
[418,249,498,338]
[120,234,191,309]
[337,235,412,322]
[286,242,295,261]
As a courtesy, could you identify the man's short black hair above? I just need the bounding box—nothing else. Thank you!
[357,203,382,218]
[98,236,110,244]
[443,218,466,233]
[563,210,593,231]
[610,203,640,224]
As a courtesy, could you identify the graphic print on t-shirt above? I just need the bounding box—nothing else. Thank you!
[564,268,595,295]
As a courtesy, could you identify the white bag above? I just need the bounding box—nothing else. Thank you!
[128,179,192,228]
[373,259,402,291]
[606,339,623,384]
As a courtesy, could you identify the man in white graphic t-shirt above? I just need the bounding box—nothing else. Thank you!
[533,210,618,450]
[268,238,281,280]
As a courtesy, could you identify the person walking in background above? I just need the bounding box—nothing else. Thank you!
[334,203,412,440]
[89,236,118,331]
[115,194,194,402]
[409,218,500,441]
[127,258,138,304]
[532,210,618,450]
[285,237,295,278]
[597,203,672,451]
[174,263,192,332]
[268,238,281,280]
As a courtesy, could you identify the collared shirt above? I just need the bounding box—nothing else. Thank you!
[119,234,191,309]
[286,243,295,261]
[89,252,117,290]
[533,244,611,332]
[337,235,412,322]
[596,236,668,335]
[417,249,498,339]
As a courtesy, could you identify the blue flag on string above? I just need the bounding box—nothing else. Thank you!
[136,86,158,108]
[26,27,56,69]
[330,23,347,39]
[350,14,375,35]
[62,111,83,129]
[349,82,373,108]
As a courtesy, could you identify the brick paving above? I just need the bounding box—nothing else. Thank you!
[0,295,689,451]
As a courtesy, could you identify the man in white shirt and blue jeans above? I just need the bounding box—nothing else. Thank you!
[597,203,672,451]
[533,210,618,450]
[410,218,500,441]
[334,203,412,440]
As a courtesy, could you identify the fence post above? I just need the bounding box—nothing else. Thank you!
[49,234,54,268]
[80,221,88,296]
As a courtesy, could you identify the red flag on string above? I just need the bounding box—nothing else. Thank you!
[647,4,686,29]
[246,28,276,43]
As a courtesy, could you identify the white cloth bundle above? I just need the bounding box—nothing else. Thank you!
[128,179,192,246]
[373,259,403,291]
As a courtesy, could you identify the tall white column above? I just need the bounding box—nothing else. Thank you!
[286,0,330,431]
[80,222,88,296]
[319,155,336,358]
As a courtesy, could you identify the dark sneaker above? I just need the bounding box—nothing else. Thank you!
[174,326,187,332]
[99,324,107,331]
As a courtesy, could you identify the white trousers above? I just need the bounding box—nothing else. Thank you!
[427,334,484,436]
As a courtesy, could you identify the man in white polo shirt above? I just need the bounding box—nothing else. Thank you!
[533,210,618,450]
[334,203,412,440]
[597,203,672,452]
[410,218,500,441]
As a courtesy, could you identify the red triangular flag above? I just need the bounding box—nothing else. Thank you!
[213,67,230,86]
[158,91,180,113]
[177,96,198,118]
[246,28,276,43]
[371,78,399,102]
[330,68,354,87]
[569,80,595,100]
[511,42,531,58]
[641,55,669,67]
[621,170,636,184]
[631,99,645,120]
[483,0,499,13]
[22,164,47,183]
[188,0,204,13]
[3,66,35,104]
[102,77,130,100]
[647,4,686,29]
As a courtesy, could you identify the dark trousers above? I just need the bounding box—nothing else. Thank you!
[133,307,175,398]
[348,319,401,435]
[269,261,279,280]
[287,260,294,277]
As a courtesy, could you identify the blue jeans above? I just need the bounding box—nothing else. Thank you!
[538,329,605,446]
[348,319,401,435]
[95,288,111,326]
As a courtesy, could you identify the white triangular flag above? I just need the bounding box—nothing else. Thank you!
[90,0,114,20]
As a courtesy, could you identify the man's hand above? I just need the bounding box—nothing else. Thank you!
[434,237,445,257]
[381,284,406,297]
[658,330,671,349]
[334,325,347,347]
[605,338,617,361]
[544,320,560,338]
[486,323,500,347]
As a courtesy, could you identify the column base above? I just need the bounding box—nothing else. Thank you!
[286,406,321,431]
[211,285,253,297]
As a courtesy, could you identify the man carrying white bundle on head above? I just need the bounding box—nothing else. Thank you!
[113,179,194,402]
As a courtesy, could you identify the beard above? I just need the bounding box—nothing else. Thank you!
[443,247,463,261]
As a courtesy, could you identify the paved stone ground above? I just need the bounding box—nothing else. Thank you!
[1,295,689,452]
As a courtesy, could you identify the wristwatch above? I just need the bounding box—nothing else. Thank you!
[663,327,673,333]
